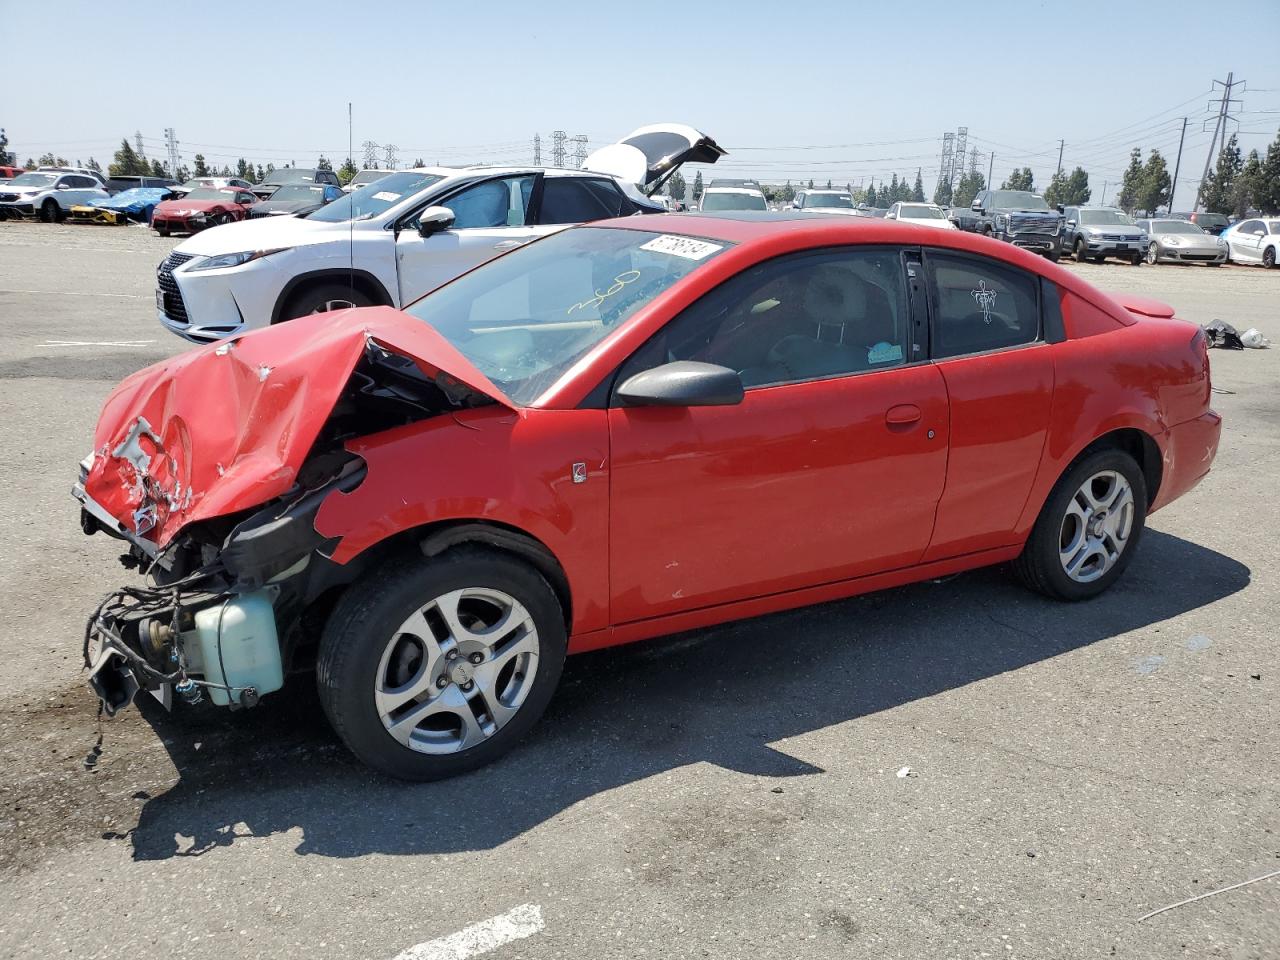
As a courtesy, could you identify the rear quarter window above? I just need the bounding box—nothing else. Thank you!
[928,252,1040,358]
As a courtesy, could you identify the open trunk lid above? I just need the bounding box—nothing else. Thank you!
[582,123,726,194]
[79,307,516,551]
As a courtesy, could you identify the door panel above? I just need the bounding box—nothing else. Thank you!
[608,365,949,623]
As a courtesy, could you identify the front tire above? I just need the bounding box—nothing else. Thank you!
[1265,246,1276,269]
[40,199,60,223]
[1146,242,1159,265]
[280,282,373,322]
[1012,448,1147,601]
[317,548,567,781]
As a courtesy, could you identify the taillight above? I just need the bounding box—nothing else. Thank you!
[1190,326,1211,405]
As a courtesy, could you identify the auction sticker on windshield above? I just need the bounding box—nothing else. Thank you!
[372,191,400,202]
[639,235,724,260]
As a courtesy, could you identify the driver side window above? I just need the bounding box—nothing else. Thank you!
[437,175,536,230]
[617,248,910,390]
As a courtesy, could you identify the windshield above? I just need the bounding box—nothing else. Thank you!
[268,184,327,202]
[10,173,57,187]
[406,227,730,404]
[352,170,392,186]
[991,190,1049,210]
[1080,209,1135,226]
[307,171,443,223]
[181,188,230,201]
[1153,220,1205,235]
[263,169,318,186]
[804,193,854,209]
[701,191,768,211]
[899,204,942,219]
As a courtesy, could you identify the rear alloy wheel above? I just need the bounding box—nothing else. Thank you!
[1146,242,1160,265]
[40,199,60,223]
[317,549,566,780]
[281,282,374,322]
[1265,246,1276,269]
[1012,448,1147,601]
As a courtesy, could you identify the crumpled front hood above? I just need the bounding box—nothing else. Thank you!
[154,199,228,215]
[82,306,516,550]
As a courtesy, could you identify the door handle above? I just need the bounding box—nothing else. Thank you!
[885,404,922,426]
[493,239,528,250]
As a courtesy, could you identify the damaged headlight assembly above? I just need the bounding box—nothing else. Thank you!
[188,248,288,271]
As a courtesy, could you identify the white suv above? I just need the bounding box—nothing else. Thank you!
[156,123,724,343]
[0,170,109,221]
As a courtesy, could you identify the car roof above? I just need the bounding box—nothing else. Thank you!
[704,186,765,195]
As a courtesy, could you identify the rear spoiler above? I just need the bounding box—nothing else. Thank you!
[1111,293,1175,319]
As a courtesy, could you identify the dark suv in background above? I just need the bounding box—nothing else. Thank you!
[1171,211,1232,236]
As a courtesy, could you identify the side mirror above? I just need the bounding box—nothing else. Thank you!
[56,183,71,190]
[616,361,744,408]
[1066,219,1077,227]
[416,205,455,237]
[970,200,982,211]
[1055,204,1065,213]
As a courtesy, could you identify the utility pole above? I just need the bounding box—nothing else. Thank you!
[135,130,146,160]
[571,134,588,169]
[348,103,353,169]
[952,126,968,192]
[1169,117,1188,213]
[361,141,378,169]
[938,131,955,193]
[1056,139,1064,177]
[987,151,994,187]
[1100,181,1109,205]
[533,134,541,165]
[1195,72,1243,211]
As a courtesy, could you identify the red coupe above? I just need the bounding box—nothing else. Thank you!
[76,213,1220,779]
[151,186,257,236]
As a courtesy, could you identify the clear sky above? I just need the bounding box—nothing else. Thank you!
[3,0,1278,206]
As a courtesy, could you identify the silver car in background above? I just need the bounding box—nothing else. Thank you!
[1137,218,1227,266]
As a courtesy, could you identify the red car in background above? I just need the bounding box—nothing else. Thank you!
[76,213,1220,780]
[151,186,257,236]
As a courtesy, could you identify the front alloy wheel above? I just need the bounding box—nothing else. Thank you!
[1146,241,1160,265]
[374,588,540,755]
[317,548,566,780]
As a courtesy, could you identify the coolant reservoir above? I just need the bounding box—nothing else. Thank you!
[190,589,283,707]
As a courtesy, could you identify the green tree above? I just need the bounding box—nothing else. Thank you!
[1044,166,1091,207]
[1135,150,1171,215]
[317,155,333,171]
[85,157,102,172]
[782,179,795,202]
[1200,133,1242,214]
[0,128,13,166]
[668,170,686,200]
[911,169,925,202]
[692,170,703,201]
[1117,148,1144,213]
[150,159,166,178]
[413,158,426,168]
[865,183,878,207]
[888,173,900,202]
[338,157,358,185]
[236,158,251,181]
[1238,149,1263,217]
[256,164,266,182]
[933,177,953,206]
[193,153,209,177]
[1001,167,1034,191]
[1254,127,1280,215]
[108,138,148,176]
[23,158,35,169]
[954,170,986,208]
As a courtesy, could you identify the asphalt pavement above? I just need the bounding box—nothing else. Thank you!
[0,222,1276,959]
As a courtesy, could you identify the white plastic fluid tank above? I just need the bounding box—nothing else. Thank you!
[192,589,284,707]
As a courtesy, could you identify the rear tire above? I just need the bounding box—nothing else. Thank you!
[1012,448,1147,602]
[316,548,567,781]
[280,282,374,322]
[1265,246,1276,269]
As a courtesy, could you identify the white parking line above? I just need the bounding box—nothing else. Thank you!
[390,904,544,960]
[1,289,149,299]
[44,340,157,347]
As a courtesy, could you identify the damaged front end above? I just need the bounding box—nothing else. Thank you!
[74,307,514,717]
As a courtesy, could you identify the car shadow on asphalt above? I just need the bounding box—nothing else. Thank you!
[127,529,1249,861]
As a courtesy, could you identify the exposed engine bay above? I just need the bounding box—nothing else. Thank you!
[78,336,493,717]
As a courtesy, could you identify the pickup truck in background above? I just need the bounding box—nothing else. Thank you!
[953,189,1064,261]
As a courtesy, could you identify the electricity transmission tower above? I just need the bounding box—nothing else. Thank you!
[383,144,398,170]
[1195,72,1244,211]
[533,134,541,165]
[951,127,968,191]
[551,130,567,168]
[164,128,181,176]
[571,134,588,168]
[361,140,379,168]
[938,132,955,192]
